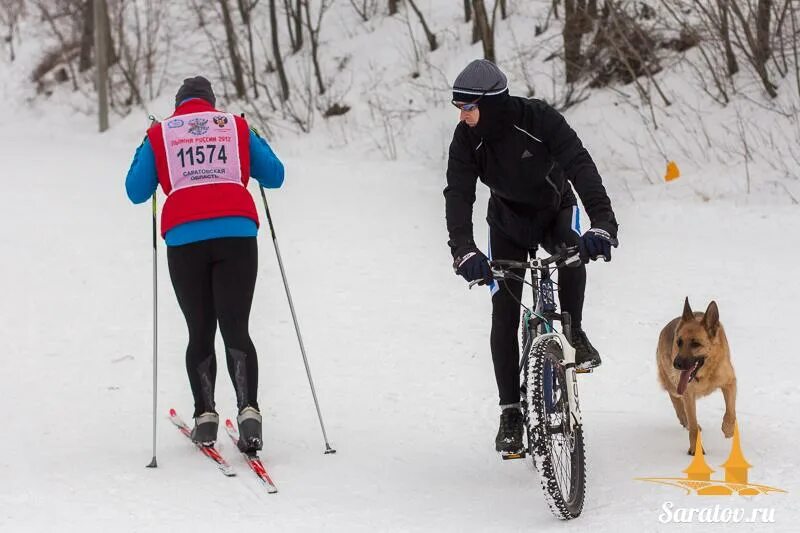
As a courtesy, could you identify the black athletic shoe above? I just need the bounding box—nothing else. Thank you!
[495,407,524,453]
[573,329,602,369]
[237,406,263,453]
[190,412,219,446]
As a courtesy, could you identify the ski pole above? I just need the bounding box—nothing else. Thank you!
[146,192,159,468]
[258,186,336,454]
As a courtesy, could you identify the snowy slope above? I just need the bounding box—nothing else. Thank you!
[2,1,799,530]
[0,96,797,532]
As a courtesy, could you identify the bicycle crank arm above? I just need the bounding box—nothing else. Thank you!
[501,451,527,460]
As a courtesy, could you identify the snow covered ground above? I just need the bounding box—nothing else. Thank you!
[0,96,797,532]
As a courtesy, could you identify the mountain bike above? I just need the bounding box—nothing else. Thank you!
[469,246,587,520]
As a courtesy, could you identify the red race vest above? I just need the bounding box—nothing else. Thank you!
[147,99,258,237]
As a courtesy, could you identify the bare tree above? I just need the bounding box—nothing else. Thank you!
[302,0,334,95]
[463,0,471,22]
[95,0,109,131]
[471,0,494,62]
[77,0,93,71]
[406,0,437,51]
[729,0,778,97]
[717,0,739,76]
[563,0,595,83]
[270,0,290,100]
[284,0,303,52]
[389,0,400,16]
[219,0,246,98]
[349,0,378,21]
[238,0,260,98]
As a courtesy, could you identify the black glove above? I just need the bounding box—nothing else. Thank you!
[453,247,492,283]
[579,228,619,262]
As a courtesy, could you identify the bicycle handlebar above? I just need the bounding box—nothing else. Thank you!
[490,246,582,271]
[467,246,582,289]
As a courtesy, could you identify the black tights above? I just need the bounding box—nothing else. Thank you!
[488,207,586,405]
[167,237,260,417]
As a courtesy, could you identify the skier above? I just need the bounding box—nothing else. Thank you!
[125,76,284,452]
[444,60,618,454]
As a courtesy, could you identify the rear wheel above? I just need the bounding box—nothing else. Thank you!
[525,338,586,520]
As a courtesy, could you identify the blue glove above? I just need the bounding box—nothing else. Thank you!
[453,247,492,283]
[579,228,619,262]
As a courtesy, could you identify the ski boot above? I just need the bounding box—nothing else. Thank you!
[190,412,219,446]
[237,406,263,453]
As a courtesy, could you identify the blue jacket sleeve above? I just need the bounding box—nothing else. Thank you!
[249,130,285,188]
[125,138,159,204]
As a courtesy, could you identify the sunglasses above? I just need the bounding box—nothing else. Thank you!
[451,80,502,112]
[452,99,480,111]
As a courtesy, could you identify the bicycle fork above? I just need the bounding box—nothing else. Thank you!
[534,333,583,430]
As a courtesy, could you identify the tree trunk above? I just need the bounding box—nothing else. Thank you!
[389,0,400,16]
[499,0,507,20]
[238,0,259,98]
[563,0,584,83]
[219,0,246,98]
[588,0,598,19]
[269,0,290,100]
[471,0,494,62]
[406,0,437,51]
[717,0,738,76]
[79,0,93,71]
[94,0,109,131]
[464,0,471,22]
[303,0,326,95]
[755,0,771,69]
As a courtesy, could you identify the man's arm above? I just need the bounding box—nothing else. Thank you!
[539,104,618,235]
[443,125,480,257]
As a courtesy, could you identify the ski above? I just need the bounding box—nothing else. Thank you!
[225,419,278,493]
[168,408,236,477]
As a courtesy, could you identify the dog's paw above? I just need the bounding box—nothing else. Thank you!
[722,415,735,438]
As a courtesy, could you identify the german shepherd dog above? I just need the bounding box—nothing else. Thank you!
[657,298,737,454]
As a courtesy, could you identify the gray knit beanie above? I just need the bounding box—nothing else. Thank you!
[452,59,508,102]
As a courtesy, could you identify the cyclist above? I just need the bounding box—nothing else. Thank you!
[444,60,618,454]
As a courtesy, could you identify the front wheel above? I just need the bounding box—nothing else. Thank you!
[525,338,586,520]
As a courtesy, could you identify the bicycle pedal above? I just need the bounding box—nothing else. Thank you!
[501,451,527,460]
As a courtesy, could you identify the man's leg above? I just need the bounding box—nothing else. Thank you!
[488,227,528,405]
[488,227,530,453]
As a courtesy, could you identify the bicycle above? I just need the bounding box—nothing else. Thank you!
[469,246,588,520]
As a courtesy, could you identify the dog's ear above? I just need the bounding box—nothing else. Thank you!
[682,297,694,322]
[703,301,720,337]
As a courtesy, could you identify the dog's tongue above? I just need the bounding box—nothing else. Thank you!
[677,363,699,395]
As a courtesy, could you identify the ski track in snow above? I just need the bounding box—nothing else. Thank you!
[1,114,797,532]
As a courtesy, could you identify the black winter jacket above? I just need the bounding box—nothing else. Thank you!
[444,96,618,256]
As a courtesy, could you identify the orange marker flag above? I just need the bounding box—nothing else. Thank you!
[665,160,680,182]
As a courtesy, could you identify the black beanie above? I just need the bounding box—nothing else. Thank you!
[175,76,216,108]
